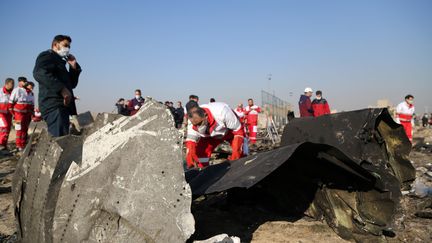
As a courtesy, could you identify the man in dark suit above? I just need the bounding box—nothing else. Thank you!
[33,35,82,137]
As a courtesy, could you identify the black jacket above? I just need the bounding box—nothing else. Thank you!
[33,49,81,115]
[116,103,130,116]
[174,107,184,123]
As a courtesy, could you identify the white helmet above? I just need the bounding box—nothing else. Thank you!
[304,87,313,93]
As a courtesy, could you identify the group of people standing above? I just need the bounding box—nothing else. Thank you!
[165,101,185,128]
[297,87,418,144]
[0,77,37,152]
[0,34,82,152]
[298,87,331,117]
[115,89,146,116]
[115,91,186,128]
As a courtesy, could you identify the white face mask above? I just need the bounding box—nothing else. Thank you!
[56,46,70,58]
[135,95,141,99]
[407,99,414,105]
[197,123,207,134]
[316,96,322,100]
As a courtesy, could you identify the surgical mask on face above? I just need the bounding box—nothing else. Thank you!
[316,96,322,100]
[135,95,141,100]
[56,46,70,58]
[407,100,414,105]
[197,124,207,134]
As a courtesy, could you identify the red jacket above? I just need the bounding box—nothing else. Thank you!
[9,87,34,114]
[244,105,261,124]
[127,97,145,116]
[0,87,12,114]
[234,107,246,123]
[312,98,330,117]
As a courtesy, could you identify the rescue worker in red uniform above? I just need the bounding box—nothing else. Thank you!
[0,78,15,150]
[234,103,246,124]
[235,103,249,155]
[244,99,261,144]
[311,90,331,117]
[185,102,245,169]
[10,81,35,151]
[182,95,199,131]
[396,94,415,142]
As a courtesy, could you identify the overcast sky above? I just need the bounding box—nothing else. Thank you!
[1,0,431,114]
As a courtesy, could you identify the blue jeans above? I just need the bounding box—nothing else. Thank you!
[42,107,70,137]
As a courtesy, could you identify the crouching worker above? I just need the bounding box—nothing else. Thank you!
[10,81,35,151]
[185,102,245,169]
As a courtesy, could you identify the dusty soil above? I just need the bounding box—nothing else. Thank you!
[189,191,350,243]
[0,149,18,242]
[390,127,432,243]
[1,127,432,242]
[0,157,16,235]
[252,220,350,243]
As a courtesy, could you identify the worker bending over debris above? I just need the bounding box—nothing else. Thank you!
[185,102,245,168]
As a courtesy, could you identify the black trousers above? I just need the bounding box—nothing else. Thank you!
[43,107,70,137]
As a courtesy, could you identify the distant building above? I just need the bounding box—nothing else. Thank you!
[376,99,392,108]
[369,99,396,120]
[368,99,393,109]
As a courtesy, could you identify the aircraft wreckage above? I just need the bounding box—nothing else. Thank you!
[13,101,195,243]
[187,108,415,242]
[13,100,415,242]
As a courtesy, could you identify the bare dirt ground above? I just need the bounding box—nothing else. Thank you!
[1,127,432,242]
[190,192,351,243]
[0,131,18,242]
[0,156,16,237]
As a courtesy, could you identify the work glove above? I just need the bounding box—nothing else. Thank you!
[185,141,200,168]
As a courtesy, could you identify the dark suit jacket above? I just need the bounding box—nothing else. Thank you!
[33,49,81,115]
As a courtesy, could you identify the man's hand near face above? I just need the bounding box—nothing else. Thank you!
[67,54,77,69]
